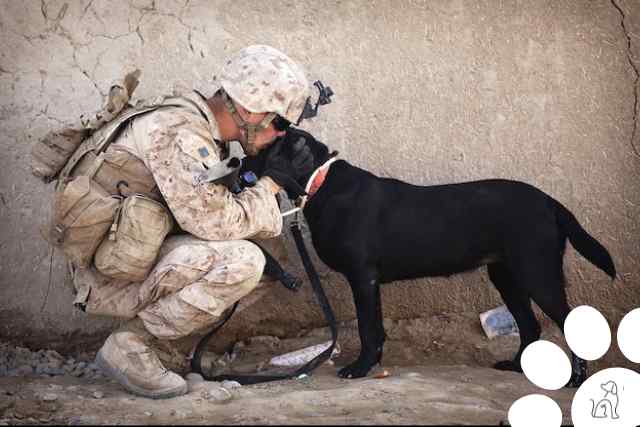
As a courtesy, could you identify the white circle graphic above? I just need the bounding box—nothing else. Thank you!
[521,340,572,390]
[617,308,640,363]
[564,305,611,361]
[508,394,562,427]
[571,367,640,427]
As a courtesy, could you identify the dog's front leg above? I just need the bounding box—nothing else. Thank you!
[338,271,384,379]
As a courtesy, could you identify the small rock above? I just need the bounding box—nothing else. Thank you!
[221,380,241,390]
[41,393,58,402]
[144,412,152,417]
[202,386,232,404]
[45,350,65,362]
[170,410,188,419]
[70,368,85,377]
[185,373,204,383]
[92,391,104,399]
[47,359,64,369]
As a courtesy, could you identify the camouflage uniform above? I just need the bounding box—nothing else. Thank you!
[92,45,311,399]
[84,91,282,343]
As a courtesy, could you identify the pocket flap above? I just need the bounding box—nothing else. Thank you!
[55,175,92,221]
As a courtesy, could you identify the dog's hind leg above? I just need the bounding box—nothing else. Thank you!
[338,268,384,379]
[524,269,587,388]
[487,262,540,373]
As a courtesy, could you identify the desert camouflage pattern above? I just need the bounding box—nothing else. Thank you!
[116,91,283,241]
[137,235,266,340]
[220,45,310,123]
[78,235,269,343]
[74,90,284,347]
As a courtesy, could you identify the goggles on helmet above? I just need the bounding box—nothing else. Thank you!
[295,80,334,125]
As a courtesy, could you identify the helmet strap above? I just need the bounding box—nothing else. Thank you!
[221,90,276,156]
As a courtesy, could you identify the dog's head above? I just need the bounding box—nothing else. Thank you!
[241,127,335,191]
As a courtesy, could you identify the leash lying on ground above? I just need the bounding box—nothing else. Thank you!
[190,213,338,385]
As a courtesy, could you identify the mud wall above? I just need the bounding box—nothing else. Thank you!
[1,0,638,365]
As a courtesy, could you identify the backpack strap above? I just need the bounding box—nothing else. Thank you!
[56,103,182,190]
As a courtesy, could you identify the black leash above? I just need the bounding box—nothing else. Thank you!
[191,216,338,385]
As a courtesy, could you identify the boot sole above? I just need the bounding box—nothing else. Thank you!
[95,350,188,399]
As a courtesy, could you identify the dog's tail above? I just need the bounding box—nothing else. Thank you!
[553,199,616,280]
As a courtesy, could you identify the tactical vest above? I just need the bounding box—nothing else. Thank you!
[32,71,180,281]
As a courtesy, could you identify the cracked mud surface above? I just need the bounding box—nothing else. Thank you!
[610,0,640,158]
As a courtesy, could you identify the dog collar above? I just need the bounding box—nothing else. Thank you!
[281,156,338,218]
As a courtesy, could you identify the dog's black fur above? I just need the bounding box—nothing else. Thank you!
[243,128,616,386]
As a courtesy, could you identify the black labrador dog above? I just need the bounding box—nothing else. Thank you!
[243,128,616,386]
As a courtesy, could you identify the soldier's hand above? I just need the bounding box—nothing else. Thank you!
[263,137,314,200]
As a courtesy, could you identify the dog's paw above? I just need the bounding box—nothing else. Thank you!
[337,360,374,379]
[493,360,522,372]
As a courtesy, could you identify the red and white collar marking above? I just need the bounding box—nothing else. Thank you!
[281,156,339,218]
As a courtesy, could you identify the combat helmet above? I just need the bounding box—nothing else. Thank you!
[219,45,310,154]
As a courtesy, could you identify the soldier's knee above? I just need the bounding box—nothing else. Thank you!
[240,241,266,279]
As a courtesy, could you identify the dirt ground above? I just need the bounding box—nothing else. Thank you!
[0,313,593,426]
[0,364,577,426]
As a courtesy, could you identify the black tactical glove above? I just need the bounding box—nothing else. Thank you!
[263,136,314,200]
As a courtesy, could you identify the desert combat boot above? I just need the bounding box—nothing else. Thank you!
[95,319,188,399]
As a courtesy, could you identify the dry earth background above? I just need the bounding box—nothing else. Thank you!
[1,0,639,424]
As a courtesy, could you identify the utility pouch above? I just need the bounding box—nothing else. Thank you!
[94,194,173,281]
[45,175,121,267]
[72,148,162,201]
[30,128,91,182]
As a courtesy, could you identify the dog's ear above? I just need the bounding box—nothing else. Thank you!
[284,127,332,167]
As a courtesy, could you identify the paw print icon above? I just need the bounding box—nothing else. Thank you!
[508,306,640,427]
